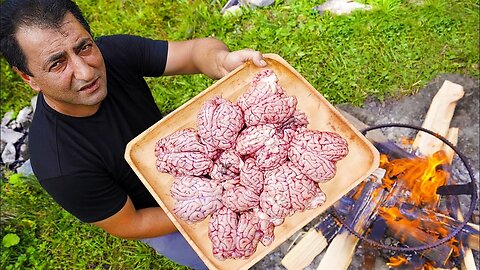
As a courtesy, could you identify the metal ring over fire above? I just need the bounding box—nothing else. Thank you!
[333,123,478,252]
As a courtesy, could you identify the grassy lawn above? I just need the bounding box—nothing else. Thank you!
[1,0,479,269]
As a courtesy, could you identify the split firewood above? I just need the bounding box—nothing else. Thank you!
[381,210,454,267]
[412,85,477,270]
[412,80,464,156]
[280,213,341,270]
[442,127,459,163]
[316,169,387,270]
[398,203,479,251]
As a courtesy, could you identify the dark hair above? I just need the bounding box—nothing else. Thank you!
[0,0,91,76]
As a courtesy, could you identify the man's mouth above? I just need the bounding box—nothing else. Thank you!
[78,78,100,93]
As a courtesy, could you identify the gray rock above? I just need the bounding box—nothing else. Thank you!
[16,159,34,176]
[242,0,274,7]
[16,106,33,128]
[0,126,24,145]
[314,0,372,15]
[1,111,15,127]
[18,143,29,161]
[1,142,16,164]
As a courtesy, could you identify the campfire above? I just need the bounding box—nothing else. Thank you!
[281,80,479,270]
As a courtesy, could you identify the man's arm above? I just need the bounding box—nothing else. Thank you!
[92,197,177,240]
[164,37,266,79]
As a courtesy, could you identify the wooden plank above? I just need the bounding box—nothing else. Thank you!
[412,80,464,156]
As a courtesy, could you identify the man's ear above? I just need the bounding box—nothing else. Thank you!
[13,67,41,92]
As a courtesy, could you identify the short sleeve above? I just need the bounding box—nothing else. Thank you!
[39,173,128,223]
[96,35,168,77]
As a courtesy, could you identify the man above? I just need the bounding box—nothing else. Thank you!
[0,0,266,268]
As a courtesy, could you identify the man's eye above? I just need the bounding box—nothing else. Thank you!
[49,60,64,71]
[80,44,92,52]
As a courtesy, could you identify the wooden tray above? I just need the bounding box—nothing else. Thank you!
[125,54,379,270]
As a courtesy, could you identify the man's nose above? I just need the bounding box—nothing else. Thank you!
[71,55,94,81]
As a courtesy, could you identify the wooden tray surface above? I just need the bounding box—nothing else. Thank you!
[125,54,379,270]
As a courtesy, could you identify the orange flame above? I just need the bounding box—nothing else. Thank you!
[380,150,450,207]
[387,255,409,267]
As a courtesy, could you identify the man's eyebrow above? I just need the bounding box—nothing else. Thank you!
[44,51,66,69]
[73,37,92,52]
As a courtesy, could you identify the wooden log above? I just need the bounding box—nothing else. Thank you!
[280,213,341,270]
[398,203,479,251]
[382,213,454,267]
[442,127,459,163]
[412,80,464,156]
[362,218,387,270]
[316,169,387,270]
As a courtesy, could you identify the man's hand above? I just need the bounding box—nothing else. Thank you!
[216,48,267,78]
[165,38,267,80]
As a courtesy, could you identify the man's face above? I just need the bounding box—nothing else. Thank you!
[15,12,107,117]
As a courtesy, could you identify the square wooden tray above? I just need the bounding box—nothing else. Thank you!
[125,54,379,270]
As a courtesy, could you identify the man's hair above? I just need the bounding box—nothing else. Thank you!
[0,0,91,76]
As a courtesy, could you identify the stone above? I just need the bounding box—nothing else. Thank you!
[16,106,33,128]
[1,111,15,127]
[0,126,24,145]
[18,143,29,161]
[243,0,275,7]
[313,0,372,15]
[16,159,34,176]
[1,142,16,165]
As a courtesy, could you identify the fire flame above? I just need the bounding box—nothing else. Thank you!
[387,256,409,267]
[380,150,450,207]
[378,148,461,268]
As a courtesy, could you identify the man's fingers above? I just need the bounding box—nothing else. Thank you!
[240,49,267,67]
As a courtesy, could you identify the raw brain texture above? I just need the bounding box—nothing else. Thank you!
[154,69,349,260]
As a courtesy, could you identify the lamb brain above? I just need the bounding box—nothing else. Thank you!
[239,158,264,194]
[235,124,276,156]
[237,69,297,126]
[260,162,327,219]
[289,130,348,182]
[222,185,260,212]
[243,94,297,126]
[209,207,238,260]
[237,69,284,111]
[171,176,223,223]
[154,128,206,156]
[156,152,212,177]
[198,96,244,150]
[210,150,242,182]
[260,163,294,219]
[234,211,263,259]
[155,129,213,176]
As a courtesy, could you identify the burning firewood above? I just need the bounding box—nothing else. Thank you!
[316,169,387,270]
[397,203,479,251]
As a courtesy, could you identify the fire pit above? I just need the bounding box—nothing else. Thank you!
[278,77,479,270]
[331,123,478,269]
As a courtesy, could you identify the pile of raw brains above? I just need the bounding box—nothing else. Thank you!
[154,69,349,260]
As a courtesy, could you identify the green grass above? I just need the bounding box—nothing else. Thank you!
[1,0,479,269]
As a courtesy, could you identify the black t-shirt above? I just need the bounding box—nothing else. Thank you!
[29,35,168,223]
